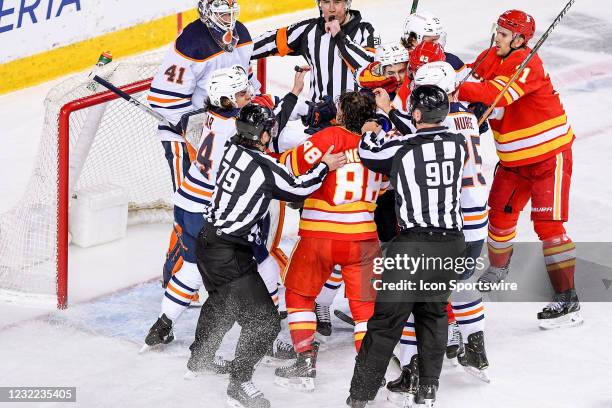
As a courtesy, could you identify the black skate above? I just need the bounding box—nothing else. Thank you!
[537,288,584,330]
[458,331,490,383]
[261,338,297,366]
[346,396,367,408]
[446,322,462,365]
[414,384,437,408]
[140,314,174,353]
[227,380,270,408]
[477,264,509,291]
[315,302,332,336]
[184,354,232,379]
[274,342,318,391]
[387,355,418,408]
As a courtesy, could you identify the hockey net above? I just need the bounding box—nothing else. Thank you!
[0,53,267,309]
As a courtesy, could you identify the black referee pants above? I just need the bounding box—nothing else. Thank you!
[191,227,281,383]
[350,229,465,401]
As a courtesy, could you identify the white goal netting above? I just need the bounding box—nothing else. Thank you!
[0,52,175,307]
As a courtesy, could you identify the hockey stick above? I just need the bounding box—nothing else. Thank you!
[92,75,207,147]
[410,0,419,14]
[455,23,497,90]
[477,0,577,127]
[92,75,173,128]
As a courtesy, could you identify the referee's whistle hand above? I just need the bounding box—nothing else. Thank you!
[321,145,347,171]
[325,19,341,37]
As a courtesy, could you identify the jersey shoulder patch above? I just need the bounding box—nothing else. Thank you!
[175,20,222,61]
[235,21,252,45]
[444,52,466,71]
[449,102,471,114]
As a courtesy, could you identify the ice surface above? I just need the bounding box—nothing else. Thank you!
[1,0,612,407]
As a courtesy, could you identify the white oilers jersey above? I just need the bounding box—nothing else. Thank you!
[148,19,258,142]
[444,102,488,241]
[174,108,238,213]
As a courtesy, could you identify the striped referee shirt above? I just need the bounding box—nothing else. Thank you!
[252,10,377,102]
[210,141,329,243]
[359,127,467,231]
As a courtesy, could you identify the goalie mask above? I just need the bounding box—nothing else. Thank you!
[206,65,251,108]
[402,11,447,49]
[198,0,241,51]
[413,61,457,94]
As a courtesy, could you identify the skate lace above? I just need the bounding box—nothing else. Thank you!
[315,303,331,323]
[240,381,263,398]
[448,322,461,346]
[213,355,228,368]
[275,339,294,354]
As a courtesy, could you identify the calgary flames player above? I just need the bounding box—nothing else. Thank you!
[457,10,581,329]
[274,91,386,392]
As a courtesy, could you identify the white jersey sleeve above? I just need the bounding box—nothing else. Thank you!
[173,108,238,213]
[443,102,488,242]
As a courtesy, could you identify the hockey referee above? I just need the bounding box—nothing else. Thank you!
[347,85,468,407]
[194,103,346,408]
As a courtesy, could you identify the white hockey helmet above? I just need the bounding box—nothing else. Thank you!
[402,12,447,47]
[198,0,241,33]
[375,42,410,69]
[206,65,250,108]
[413,61,457,94]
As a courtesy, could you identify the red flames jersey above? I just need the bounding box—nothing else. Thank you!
[279,126,387,241]
[459,47,574,167]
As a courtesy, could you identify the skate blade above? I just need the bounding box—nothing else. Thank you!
[539,311,584,330]
[260,355,296,367]
[274,375,314,392]
[387,390,415,408]
[226,397,246,408]
[446,356,459,367]
[413,398,435,408]
[138,343,166,354]
[462,366,491,383]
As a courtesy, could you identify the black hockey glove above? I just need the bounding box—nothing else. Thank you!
[467,102,490,135]
[302,95,337,134]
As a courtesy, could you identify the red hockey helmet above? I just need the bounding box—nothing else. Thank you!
[497,9,536,42]
[409,41,446,73]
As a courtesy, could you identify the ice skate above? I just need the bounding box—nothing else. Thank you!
[274,342,318,391]
[346,396,367,407]
[140,314,174,353]
[387,355,418,408]
[227,380,270,408]
[445,322,462,366]
[537,288,584,330]
[184,354,232,379]
[458,331,490,383]
[476,264,509,291]
[260,338,297,366]
[413,384,436,408]
[315,302,332,336]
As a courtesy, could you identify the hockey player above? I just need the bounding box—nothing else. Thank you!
[196,103,345,408]
[385,62,490,406]
[252,0,377,103]
[274,91,386,392]
[143,66,306,368]
[148,0,259,282]
[350,85,467,408]
[457,10,581,329]
[311,43,410,338]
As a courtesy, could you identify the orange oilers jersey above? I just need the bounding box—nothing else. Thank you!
[458,47,574,167]
[280,126,387,241]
